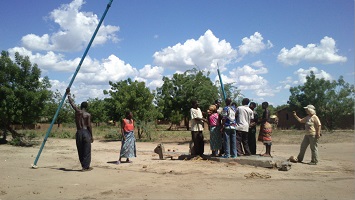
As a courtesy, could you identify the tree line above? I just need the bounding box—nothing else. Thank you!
[1,51,354,143]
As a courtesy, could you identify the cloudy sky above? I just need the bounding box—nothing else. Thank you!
[0,0,353,106]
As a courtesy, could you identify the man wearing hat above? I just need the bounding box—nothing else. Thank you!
[293,105,322,165]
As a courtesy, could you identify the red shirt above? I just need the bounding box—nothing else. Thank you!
[123,119,134,132]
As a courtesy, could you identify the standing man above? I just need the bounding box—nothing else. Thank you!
[221,98,237,158]
[248,102,258,155]
[190,100,207,156]
[66,88,93,171]
[235,98,254,156]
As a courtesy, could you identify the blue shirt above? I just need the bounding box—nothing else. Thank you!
[222,105,236,128]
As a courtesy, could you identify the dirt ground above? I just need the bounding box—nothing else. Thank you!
[1,136,355,200]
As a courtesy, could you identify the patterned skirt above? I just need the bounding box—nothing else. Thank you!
[120,131,137,158]
[210,126,222,151]
[258,122,272,143]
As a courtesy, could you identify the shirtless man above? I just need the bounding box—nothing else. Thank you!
[66,88,93,171]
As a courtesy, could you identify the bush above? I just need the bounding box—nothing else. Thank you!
[104,130,122,140]
[8,130,39,146]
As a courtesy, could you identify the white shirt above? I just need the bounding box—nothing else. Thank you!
[235,105,254,132]
[190,107,204,131]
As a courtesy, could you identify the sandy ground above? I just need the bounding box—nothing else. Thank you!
[1,138,355,200]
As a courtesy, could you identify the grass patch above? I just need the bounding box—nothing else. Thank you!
[6,124,354,146]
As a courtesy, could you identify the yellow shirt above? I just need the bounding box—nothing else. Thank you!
[299,115,321,135]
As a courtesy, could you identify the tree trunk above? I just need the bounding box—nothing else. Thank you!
[184,117,189,131]
[137,127,142,139]
[167,122,173,131]
[0,129,7,144]
[6,124,23,139]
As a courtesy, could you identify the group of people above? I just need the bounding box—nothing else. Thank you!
[190,98,273,158]
[190,97,322,165]
[65,87,321,172]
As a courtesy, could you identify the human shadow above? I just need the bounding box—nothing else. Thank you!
[57,167,82,172]
[99,139,121,143]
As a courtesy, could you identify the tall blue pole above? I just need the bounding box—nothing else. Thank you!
[32,0,114,168]
[217,67,226,101]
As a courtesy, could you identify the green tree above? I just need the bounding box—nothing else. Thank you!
[103,78,159,139]
[214,79,244,108]
[87,98,109,126]
[223,83,244,105]
[288,71,355,130]
[43,90,73,127]
[0,51,52,142]
[156,68,219,130]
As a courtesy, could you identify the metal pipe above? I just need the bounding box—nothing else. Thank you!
[32,0,114,168]
[217,66,226,101]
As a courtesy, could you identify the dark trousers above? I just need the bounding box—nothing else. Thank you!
[76,129,92,169]
[248,127,257,155]
[191,131,204,156]
[219,125,225,155]
[236,130,251,156]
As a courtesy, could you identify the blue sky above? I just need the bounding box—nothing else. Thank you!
[0,0,353,106]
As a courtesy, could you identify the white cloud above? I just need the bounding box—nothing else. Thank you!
[75,54,138,85]
[293,67,333,84]
[153,29,237,72]
[135,65,164,90]
[8,47,77,73]
[217,65,274,97]
[147,79,164,89]
[238,32,273,57]
[277,36,347,65]
[230,65,268,77]
[49,79,68,93]
[284,84,291,89]
[255,87,277,97]
[251,60,264,68]
[21,0,119,52]
[138,65,164,79]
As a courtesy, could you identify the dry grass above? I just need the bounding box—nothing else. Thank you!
[271,129,355,144]
[10,124,355,145]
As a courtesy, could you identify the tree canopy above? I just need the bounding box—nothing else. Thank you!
[288,71,354,130]
[0,51,52,140]
[87,98,109,126]
[103,78,159,138]
[156,69,219,128]
[42,90,73,127]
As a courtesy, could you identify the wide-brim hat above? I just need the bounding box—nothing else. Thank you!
[304,105,315,110]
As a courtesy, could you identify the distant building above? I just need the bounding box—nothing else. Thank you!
[276,107,354,130]
[276,108,303,130]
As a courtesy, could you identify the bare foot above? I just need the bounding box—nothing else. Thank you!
[261,153,271,157]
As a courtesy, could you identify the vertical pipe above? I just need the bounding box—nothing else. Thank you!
[32,0,114,168]
[217,68,226,101]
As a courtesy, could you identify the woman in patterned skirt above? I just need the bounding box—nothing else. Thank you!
[208,105,222,156]
[117,111,136,164]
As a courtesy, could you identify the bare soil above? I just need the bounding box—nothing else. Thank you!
[0,131,354,200]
